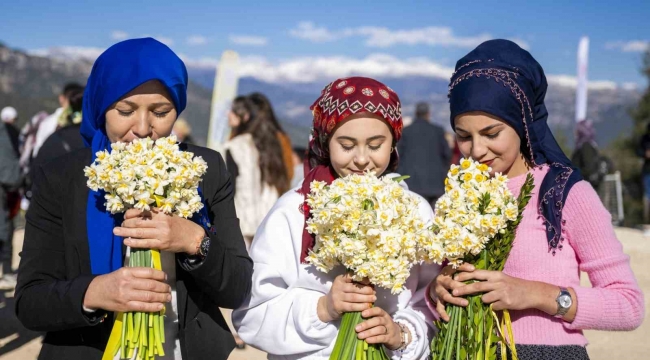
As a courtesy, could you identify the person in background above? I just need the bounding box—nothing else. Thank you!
[571,120,610,191]
[1,106,20,156]
[1,106,22,223]
[290,146,307,188]
[32,86,85,167]
[249,92,295,181]
[397,102,451,207]
[451,140,462,165]
[172,117,194,144]
[32,82,84,159]
[0,115,23,291]
[637,123,650,223]
[224,96,290,250]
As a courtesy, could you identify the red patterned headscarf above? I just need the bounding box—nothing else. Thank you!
[298,76,403,263]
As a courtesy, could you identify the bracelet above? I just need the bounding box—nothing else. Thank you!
[394,322,411,352]
[393,319,416,353]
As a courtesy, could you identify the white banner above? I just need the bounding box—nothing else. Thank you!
[207,50,240,152]
[575,36,589,123]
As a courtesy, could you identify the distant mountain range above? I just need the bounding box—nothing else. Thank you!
[0,42,641,150]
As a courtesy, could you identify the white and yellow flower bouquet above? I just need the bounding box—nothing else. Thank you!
[305,172,430,360]
[427,158,534,360]
[84,135,207,360]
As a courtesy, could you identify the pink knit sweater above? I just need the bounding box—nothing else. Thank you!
[428,165,644,346]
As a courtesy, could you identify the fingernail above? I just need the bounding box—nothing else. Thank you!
[372,296,377,301]
[355,325,362,331]
[452,290,458,296]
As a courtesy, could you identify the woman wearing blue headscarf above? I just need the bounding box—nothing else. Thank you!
[15,38,253,360]
[428,40,643,359]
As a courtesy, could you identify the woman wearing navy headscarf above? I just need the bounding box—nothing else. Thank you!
[428,40,643,359]
[15,38,253,360]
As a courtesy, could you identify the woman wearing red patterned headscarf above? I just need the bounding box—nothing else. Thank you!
[233,77,440,359]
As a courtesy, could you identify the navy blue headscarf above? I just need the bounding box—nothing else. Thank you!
[80,38,188,274]
[448,39,583,253]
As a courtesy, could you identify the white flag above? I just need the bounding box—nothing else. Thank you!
[575,37,589,123]
[207,50,240,152]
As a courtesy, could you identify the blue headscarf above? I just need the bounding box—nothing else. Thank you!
[81,38,188,274]
[448,39,583,254]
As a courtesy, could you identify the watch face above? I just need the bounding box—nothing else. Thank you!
[559,294,572,308]
[200,237,211,255]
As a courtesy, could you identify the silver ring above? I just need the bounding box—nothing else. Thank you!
[383,325,388,334]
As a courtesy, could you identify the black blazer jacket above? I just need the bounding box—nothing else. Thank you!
[15,144,253,360]
[397,118,451,199]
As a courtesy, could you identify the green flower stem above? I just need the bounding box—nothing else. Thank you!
[133,312,142,344]
[443,305,456,360]
[141,313,148,347]
[331,312,350,358]
[120,314,127,359]
[153,313,165,355]
[148,324,154,358]
[456,305,462,360]
[355,337,364,360]
[330,310,389,360]
[158,311,165,344]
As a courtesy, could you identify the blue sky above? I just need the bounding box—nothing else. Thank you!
[1,0,649,88]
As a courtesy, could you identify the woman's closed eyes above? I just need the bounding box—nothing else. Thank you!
[339,142,385,152]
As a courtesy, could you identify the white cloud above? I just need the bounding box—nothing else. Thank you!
[622,82,639,91]
[347,26,492,48]
[289,21,337,42]
[228,35,268,46]
[28,46,104,61]
[181,55,220,68]
[111,30,129,40]
[26,46,624,91]
[547,74,618,91]
[183,53,453,82]
[187,35,208,46]
[186,54,622,89]
[288,22,526,49]
[605,40,648,52]
[235,54,454,83]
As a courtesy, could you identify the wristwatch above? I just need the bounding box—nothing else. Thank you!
[195,235,211,259]
[554,287,572,318]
